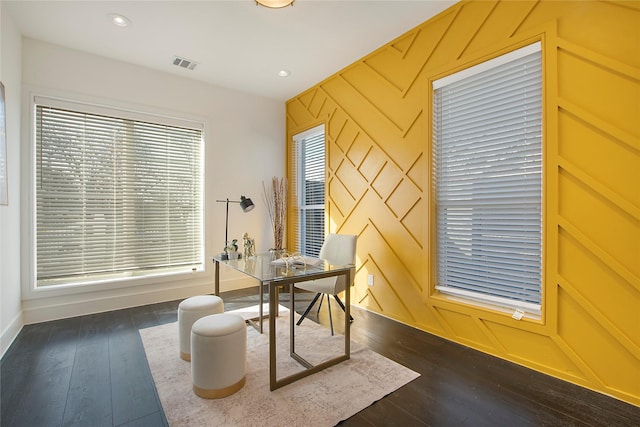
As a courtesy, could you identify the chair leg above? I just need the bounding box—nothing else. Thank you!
[326,295,334,336]
[296,293,322,326]
[316,293,324,315]
[333,295,354,322]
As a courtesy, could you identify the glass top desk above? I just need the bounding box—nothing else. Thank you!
[212,252,354,391]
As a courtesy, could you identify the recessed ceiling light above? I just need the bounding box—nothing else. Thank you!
[109,13,131,27]
[278,70,290,77]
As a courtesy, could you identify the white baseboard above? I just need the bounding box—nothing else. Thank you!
[1,310,24,358]
[21,276,255,325]
[2,276,255,357]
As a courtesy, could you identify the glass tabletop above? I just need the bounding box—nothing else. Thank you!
[212,252,352,284]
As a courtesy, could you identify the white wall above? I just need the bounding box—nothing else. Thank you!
[1,35,285,354]
[1,4,24,356]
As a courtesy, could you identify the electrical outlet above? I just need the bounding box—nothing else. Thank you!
[367,274,374,286]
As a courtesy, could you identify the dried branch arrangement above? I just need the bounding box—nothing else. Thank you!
[262,176,287,250]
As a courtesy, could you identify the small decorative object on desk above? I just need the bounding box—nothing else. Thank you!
[225,239,239,260]
[242,232,255,258]
[271,252,322,272]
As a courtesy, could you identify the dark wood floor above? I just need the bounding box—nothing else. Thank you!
[2,288,638,427]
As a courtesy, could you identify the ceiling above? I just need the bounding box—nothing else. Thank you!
[4,0,456,101]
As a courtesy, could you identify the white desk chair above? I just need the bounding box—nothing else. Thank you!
[295,233,357,335]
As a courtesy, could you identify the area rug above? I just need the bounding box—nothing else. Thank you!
[139,306,419,427]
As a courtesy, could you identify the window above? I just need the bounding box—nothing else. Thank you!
[432,42,543,314]
[34,97,203,288]
[291,125,325,257]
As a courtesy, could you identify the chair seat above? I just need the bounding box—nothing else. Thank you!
[296,277,339,295]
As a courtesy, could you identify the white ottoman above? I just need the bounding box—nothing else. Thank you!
[178,295,224,361]
[191,313,247,399]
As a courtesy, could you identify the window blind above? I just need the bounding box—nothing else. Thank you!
[432,42,542,311]
[291,125,325,257]
[35,100,203,286]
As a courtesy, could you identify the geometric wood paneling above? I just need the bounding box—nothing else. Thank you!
[286,0,640,406]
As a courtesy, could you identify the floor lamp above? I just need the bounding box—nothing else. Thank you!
[216,196,255,260]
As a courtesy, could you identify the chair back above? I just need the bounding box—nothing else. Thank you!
[295,234,357,295]
[319,234,357,266]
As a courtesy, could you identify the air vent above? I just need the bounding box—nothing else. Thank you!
[172,56,198,71]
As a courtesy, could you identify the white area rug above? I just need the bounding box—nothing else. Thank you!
[139,306,419,427]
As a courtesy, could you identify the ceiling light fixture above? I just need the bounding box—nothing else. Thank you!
[109,13,131,27]
[278,70,290,77]
[256,0,294,9]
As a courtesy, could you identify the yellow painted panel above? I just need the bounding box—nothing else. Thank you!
[426,2,494,67]
[387,177,421,220]
[344,131,368,169]
[327,200,344,233]
[306,90,326,119]
[341,64,422,132]
[558,110,640,208]
[406,153,425,193]
[363,9,455,91]
[371,161,403,201]
[558,229,640,347]
[555,0,640,69]
[322,77,424,171]
[328,110,348,150]
[327,140,343,174]
[328,176,354,218]
[558,171,639,277]
[335,158,368,201]
[483,320,582,377]
[467,0,538,51]
[287,98,315,130]
[558,49,639,139]
[558,287,640,397]
[434,308,494,350]
[401,196,426,250]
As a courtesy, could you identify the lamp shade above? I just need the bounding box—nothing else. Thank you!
[240,196,255,212]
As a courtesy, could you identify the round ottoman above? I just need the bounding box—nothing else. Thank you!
[178,295,224,361]
[191,313,247,399]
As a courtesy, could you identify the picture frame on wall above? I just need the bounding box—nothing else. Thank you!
[0,81,7,205]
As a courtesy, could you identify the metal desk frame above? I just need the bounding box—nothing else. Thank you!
[213,254,354,391]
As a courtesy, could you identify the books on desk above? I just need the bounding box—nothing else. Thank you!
[271,256,322,267]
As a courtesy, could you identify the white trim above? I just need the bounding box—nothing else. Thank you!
[21,275,255,326]
[1,311,24,358]
[436,285,541,316]
[292,123,324,143]
[433,41,541,89]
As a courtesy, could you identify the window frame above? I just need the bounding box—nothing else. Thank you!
[430,42,544,319]
[26,93,206,296]
[291,124,326,257]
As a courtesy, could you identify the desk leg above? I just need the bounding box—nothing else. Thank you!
[345,267,353,357]
[214,260,220,296]
[290,283,295,355]
[269,282,277,391]
[259,282,264,334]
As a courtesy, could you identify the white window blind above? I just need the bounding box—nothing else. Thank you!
[35,99,203,287]
[432,42,543,312]
[291,125,325,257]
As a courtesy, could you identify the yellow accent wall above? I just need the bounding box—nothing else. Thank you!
[286,0,639,406]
